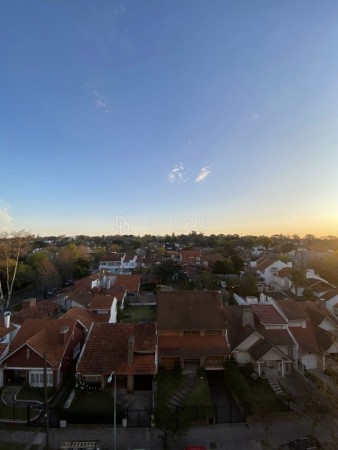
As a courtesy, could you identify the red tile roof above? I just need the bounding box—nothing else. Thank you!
[100,253,125,262]
[251,304,287,325]
[12,300,61,325]
[159,335,229,358]
[275,300,308,321]
[274,267,292,278]
[157,291,226,331]
[3,318,80,368]
[255,258,276,272]
[289,326,317,353]
[77,322,156,376]
[59,307,95,330]
[88,295,115,310]
[114,274,141,293]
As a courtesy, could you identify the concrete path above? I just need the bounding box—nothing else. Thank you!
[1,413,335,450]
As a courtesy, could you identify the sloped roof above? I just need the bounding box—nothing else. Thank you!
[299,302,338,327]
[275,299,308,321]
[60,307,95,330]
[274,267,292,278]
[248,339,273,360]
[100,253,125,262]
[158,335,229,358]
[322,288,338,301]
[223,305,255,349]
[114,274,141,292]
[289,326,318,353]
[251,304,287,325]
[88,295,115,310]
[77,322,156,376]
[3,318,79,368]
[256,325,294,346]
[157,290,226,330]
[255,258,276,272]
[0,322,16,337]
[74,270,111,289]
[11,300,61,325]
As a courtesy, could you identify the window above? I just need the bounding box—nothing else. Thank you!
[183,330,200,335]
[205,330,222,335]
[30,371,53,387]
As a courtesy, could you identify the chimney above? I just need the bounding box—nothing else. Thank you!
[242,308,255,328]
[22,298,37,309]
[4,311,11,329]
[128,336,134,366]
[60,326,69,345]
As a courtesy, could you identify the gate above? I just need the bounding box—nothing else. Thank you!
[126,408,151,427]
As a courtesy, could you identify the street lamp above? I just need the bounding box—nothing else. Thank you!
[107,371,116,450]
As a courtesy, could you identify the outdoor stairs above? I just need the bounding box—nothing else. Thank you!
[168,374,198,409]
[266,376,284,396]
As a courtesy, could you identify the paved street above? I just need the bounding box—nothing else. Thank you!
[0,413,336,450]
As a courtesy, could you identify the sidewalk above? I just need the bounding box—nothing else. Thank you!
[1,413,334,450]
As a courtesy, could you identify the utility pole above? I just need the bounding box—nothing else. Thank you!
[44,351,50,450]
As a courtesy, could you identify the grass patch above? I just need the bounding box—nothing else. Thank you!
[61,390,123,424]
[0,400,39,420]
[156,367,184,406]
[156,367,213,422]
[16,386,45,402]
[225,360,288,416]
[120,305,156,323]
[0,444,26,450]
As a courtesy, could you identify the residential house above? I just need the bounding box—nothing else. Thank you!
[296,302,338,370]
[322,288,338,317]
[0,318,88,388]
[76,322,156,391]
[99,253,138,274]
[251,257,292,287]
[227,304,293,377]
[157,290,229,373]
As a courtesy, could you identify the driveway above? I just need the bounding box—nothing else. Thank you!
[208,381,244,423]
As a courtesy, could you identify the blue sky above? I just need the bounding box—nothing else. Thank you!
[1,0,338,237]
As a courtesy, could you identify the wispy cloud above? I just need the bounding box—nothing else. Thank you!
[0,207,13,224]
[195,167,211,183]
[93,91,111,113]
[119,2,127,12]
[167,164,189,184]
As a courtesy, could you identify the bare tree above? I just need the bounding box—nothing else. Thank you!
[0,230,32,309]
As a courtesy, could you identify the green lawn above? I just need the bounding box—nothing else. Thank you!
[156,367,213,421]
[61,390,123,424]
[0,444,26,450]
[120,305,156,323]
[0,400,39,420]
[225,360,288,416]
[16,386,46,402]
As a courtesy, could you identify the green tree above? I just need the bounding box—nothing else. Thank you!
[237,270,258,297]
[155,405,191,450]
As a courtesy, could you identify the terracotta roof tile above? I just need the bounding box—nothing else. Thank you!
[12,300,61,325]
[4,318,79,368]
[251,304,287,325]
[77,322,156,376]
[59,307,95,330]
[157,291,226,330]
[275,300,308,321]
[255,258,276,272]
[159,335,229,358]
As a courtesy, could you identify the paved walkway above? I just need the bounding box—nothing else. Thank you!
[0,413,336,450]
